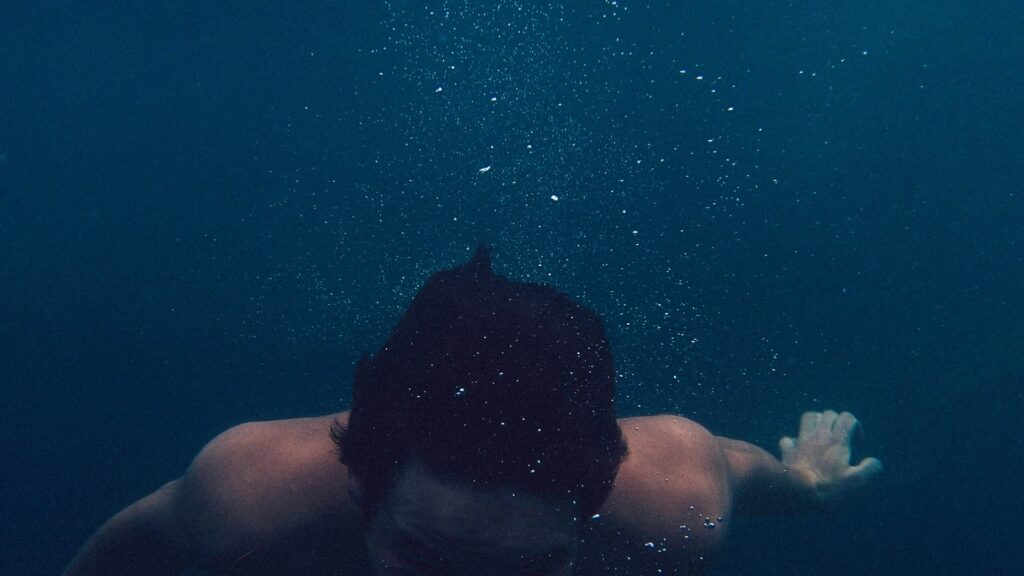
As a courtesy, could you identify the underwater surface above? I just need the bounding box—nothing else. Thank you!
[1,1,1021,574]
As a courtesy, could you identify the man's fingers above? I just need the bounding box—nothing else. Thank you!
[832,411,860,442]
[779,436,796,457]
[799,412,821,437]
[845,457,884,485]
[819,410,838,435]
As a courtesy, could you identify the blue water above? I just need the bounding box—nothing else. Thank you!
[2,2,1021,574]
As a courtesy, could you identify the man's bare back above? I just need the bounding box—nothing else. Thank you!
[64,410,879,576]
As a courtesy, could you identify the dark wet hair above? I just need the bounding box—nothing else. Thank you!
[332,245,626,520]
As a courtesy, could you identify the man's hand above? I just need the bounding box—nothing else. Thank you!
[779,410,883,503]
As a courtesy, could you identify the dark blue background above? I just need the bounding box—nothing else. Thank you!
[2,1,1021,574]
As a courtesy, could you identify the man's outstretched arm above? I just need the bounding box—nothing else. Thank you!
[717,410,883,516]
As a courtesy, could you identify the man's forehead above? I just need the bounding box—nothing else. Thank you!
[384,461,578,553]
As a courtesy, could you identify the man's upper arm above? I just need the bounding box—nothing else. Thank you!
[65,423,266,576]
[717,436,770,488]
[714,434,817,515]
[63,478,193,576]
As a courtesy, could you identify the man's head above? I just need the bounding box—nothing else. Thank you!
[332,245,626,574]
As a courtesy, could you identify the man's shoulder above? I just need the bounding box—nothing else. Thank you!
[181,413,359,564]
[593,415,731,567]
[621,413,712,437]
[618,414,723,470]
[187,414,349,488]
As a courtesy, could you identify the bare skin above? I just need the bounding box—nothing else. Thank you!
[63,410,881,576]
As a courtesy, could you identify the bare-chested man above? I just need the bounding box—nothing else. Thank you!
[64,246,882,576]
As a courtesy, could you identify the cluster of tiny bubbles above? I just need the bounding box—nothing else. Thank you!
[643,538,671,553]
[683,504,724,530]
[369,2,775,414]
[234,0,888,412]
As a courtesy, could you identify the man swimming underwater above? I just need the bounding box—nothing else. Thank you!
[64,245,882,576]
